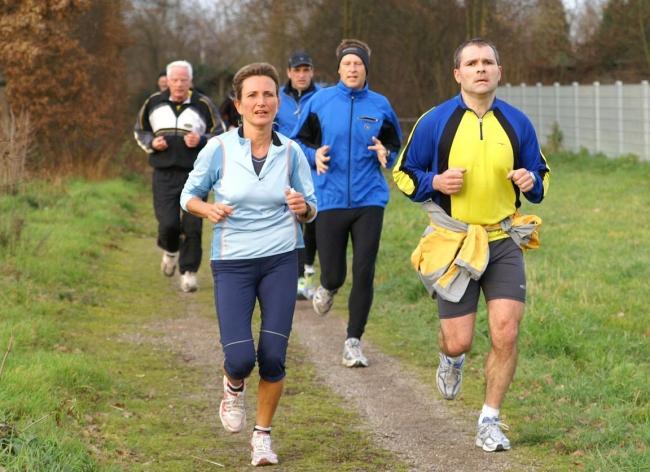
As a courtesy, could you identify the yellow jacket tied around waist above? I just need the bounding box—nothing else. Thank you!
[411,201,541,303]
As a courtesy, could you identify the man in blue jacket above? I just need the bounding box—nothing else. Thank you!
[292,39,402,368]
[275,51,321,300]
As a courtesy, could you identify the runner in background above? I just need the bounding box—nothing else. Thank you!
[275,51,321,300]
[134,60,222,292]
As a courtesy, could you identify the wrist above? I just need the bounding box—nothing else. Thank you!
[300,205,311,219]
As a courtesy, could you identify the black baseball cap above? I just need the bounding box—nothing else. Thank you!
[288,51,313,68]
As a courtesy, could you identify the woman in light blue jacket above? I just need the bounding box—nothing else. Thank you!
[181,63,316,467]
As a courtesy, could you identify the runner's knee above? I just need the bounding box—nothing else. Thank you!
[223,342,256,380]
[257,335,288,382]
[490,322,520,352]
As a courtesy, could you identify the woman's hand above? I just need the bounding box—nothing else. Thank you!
[285,188,310,220]
[205,201,234,223]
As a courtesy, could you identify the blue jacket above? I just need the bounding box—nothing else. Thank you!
[275,81,321,137]
[393,94,550,225]
[180,127,317,260]
[292,81,402,211]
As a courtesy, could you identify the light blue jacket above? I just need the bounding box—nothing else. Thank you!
[181,127,317,260]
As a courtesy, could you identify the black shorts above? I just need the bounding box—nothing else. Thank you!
[437,238,526,318]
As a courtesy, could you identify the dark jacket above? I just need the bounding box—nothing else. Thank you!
[134,89,222,169]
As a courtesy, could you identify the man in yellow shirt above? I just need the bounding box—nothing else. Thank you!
[393,38,550,452]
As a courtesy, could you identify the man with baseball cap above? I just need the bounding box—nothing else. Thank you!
[276,51,322,301]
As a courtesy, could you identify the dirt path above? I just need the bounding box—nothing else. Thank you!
[129,241,537,471]
[291,302,535,472]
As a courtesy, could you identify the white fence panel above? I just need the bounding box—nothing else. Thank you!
[498,81,650,161]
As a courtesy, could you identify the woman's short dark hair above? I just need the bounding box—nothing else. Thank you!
[232,63,280,101]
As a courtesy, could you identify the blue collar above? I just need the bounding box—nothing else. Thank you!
[336,80,369,98]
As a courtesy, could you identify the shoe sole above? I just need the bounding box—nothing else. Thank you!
[251,458,278,466]
[342,358,369,368]
[436,385,459,400]
[476,439,510,452]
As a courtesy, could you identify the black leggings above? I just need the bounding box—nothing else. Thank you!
[152,167,203,273]
[297,221,317,276]
[315,206,384,339]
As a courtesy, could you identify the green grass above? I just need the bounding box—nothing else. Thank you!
[0,177,406,470]
[353,150,650,471]
[3,151,648,470]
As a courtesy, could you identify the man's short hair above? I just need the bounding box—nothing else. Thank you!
[453,38,500,69]
[166,60,193,80]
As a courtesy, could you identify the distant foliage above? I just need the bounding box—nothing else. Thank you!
[544,121,564,155]
[0,0,130,175]
[0,108,31,193]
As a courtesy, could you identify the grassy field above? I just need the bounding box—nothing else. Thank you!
[1,151,648,470]
[0,178,405,470]
[356,151,649,471]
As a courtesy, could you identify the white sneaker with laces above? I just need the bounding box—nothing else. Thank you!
[436,352,465,400]
[180,271,198,292]
[476,417,511,452]
[160,251,177,277]
[250,430,278,466]
[219,376,246,433]
[312,285,334,316]
[342,337,368,367]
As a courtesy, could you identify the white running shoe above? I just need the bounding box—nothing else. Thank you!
[303,272,316,299]
[180,271,198,292]
[250,430,278,466]
[160,251,177,277]
[436,352,465,400]
[219,376,246,433]
[297,277,309,300]
[476,417,511,452]
[342,337,369,367]
[312,286,334,316]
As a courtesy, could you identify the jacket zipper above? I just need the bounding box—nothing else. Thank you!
[470,108,484,140]
[348,95,355,207]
